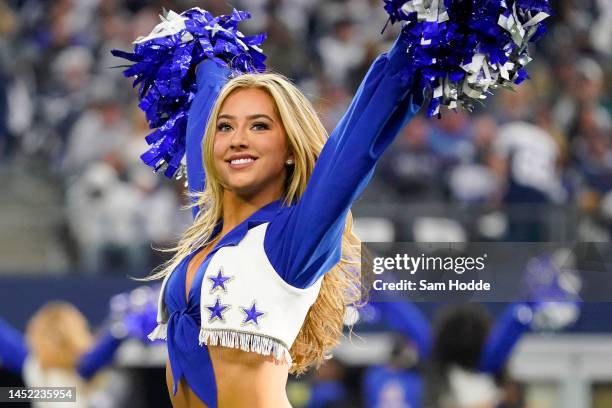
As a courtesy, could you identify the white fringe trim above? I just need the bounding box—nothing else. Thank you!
[148,323,168,341]
[199,329,293,364]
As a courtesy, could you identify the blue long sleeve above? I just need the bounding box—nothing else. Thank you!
[0,318,28,375]
[186,60,231,218]
[266,31,418,288]
[371,301,432,359]
[478,303,532,374]
[76,331,123,380]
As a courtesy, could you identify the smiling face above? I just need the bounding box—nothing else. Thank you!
[213,87,293,200]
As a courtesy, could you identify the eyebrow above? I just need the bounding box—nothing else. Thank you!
[217,114,275,122]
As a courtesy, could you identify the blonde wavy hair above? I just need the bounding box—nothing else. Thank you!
[26,302,94,370]
[151,73,364,374]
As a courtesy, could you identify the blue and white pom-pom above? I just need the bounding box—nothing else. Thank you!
[522,253,582,331]
[112,8,267,179]
[109,285,161,343]
[383,0,551,116]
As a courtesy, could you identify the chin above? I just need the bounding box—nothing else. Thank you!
[226,180,261,197]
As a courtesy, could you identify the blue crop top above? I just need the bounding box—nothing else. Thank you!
[162,30,420,407]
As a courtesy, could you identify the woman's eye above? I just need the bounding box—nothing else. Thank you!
[217,123,232,132]
[252,122,269,131]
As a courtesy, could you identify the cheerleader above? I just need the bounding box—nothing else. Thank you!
[160,30,415,408]
[361,300,579,408]
[363,254,580,408]
[0,301,139,408]
[113,8,417,408]
[113,3,552,407]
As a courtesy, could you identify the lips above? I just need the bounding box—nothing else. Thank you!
[226,154,258,169]
[230,157,255,165]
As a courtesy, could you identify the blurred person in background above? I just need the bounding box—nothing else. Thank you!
[448,114,499,205]
[89,4,135,111]
[0,65,10,159]
[590,0,612,57]
[427,108,475,175]
[378,116,443,201]
[0,302,132,407]
[423,304,501,408]
[317,17,366,88]
[60,85,129,177]
[0,2,16,159]
[65,159,148,275]
[599,191,612,240]
[571,105,612,241]
[489,116,567,241]
[553,57,610,138]
[0,2,34,161]
[259,4,310,82]
[572,106,612,195]
[26,45,96,165]
[0,285,158,407]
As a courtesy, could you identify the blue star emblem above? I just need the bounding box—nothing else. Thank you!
[241,301,265,328]
[208,267,232,293]
[205,297,230,323]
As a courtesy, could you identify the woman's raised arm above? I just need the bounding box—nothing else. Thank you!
[478,303,532,374]
[266,31,420,288]
[370,301,432,359]
[0,318,28,375]
[185,60,231,219]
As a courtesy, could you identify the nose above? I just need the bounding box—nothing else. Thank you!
[229,125,249,149]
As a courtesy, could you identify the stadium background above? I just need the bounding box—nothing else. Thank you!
[0,0,610,407]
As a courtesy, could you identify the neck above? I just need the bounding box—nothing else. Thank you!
[220,189,282,234]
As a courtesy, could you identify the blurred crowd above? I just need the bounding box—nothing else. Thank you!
[0,0,610,274]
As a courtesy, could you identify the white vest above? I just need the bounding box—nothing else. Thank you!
[150,223,323,363]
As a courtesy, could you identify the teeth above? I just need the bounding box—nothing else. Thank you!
[230,158,254,165]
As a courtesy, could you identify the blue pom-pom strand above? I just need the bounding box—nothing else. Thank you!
[112,8,267,179]
[382,0,551,117]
